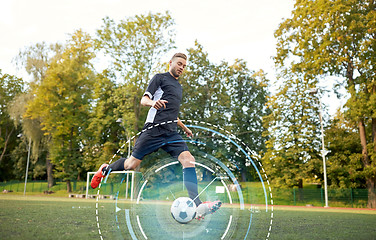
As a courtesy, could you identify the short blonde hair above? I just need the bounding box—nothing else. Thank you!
[171,53,187,61]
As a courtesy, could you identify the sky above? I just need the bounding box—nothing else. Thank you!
[0,0,346,115]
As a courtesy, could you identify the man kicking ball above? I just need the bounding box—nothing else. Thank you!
[90,53,221,220]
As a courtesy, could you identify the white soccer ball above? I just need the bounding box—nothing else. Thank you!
[170,197,196,224]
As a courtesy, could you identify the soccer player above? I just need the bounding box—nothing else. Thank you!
[90,53,221,220]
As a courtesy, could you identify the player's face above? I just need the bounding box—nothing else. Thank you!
[169,57,187,79]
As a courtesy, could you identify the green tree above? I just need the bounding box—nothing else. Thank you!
[274,0,376,207]
[325,110,364,188]
[262,74,322,189]
[26,30,96,192]
[14,41,63,187]
[0,70,24,180]
[96,11,176,134]
[15,42,63,84]
[227,62,270,181]
[8,93,48,181]
[83,70,124,171]
[180,41,230,126]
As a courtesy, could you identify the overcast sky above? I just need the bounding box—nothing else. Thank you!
[1,0,293,75]
[0,0,346,115]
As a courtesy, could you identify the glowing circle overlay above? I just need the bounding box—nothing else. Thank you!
[94,120,274,240]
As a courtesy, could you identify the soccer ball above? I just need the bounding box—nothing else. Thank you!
[170,197,196,224]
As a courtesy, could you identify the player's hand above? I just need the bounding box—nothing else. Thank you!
[152,99,168,109]
[185,128,193,138]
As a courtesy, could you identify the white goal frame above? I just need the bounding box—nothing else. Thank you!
[86,170,137,200]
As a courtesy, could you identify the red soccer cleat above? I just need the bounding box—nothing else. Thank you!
[195,200,222,220]
[90,164,109,189]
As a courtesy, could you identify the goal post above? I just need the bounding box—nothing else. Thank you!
[86,170,139,200]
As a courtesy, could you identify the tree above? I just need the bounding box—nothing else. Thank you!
[14,41,63,187]
[15,42,63,84]
[227,61,270,181]
[0,70,24,180]
[325,110,364,188]
[83,70,124,171]
[262,73,322,189]
[8,93,48,181]
[274,0,376,207]
[180,41,231,126]
[25,30,96,192]
[96,11,176,134]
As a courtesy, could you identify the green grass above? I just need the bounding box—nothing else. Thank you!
[271,206,376,240]
[0,194,375,240]
[0,195,99,239]
[1,180,369,208]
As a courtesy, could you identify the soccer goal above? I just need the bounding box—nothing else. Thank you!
[85,170,139,200]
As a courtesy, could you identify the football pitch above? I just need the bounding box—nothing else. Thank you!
[0,195,375,240]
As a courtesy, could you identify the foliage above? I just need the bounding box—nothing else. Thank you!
[227,61,269,154]
[14,42,63,84]
[95,11,176,134]
[180,41,231,125]
[25,30,96,186]
[226,62,270,181]
[0,70,24,180]
[325,110,364,188]
[8,93,47,180]
[13,41,64,186]
[262,73,322,188]
[82,71,123,170]
[273,0,376,207]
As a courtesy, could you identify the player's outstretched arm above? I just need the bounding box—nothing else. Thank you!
[141,95,168,110]
[177,118,193,137]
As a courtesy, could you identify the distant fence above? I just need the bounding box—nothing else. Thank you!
[0,180,370,208]
[242,187,369,208]
[0,180,87,194]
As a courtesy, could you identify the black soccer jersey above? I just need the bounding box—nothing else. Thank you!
[144,72,183,132]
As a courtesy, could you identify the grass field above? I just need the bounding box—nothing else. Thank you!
[1,180,369,208]
[0,194,375,240]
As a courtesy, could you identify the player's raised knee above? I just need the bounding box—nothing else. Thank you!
[178,151,195,168]
[124,157,141,170]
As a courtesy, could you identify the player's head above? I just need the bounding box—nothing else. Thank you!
[169,53,187,79]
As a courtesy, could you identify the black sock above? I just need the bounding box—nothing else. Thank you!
[183,167,202,206]
[102,158,126,176]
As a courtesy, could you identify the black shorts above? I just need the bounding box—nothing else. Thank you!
[131,128,189,160]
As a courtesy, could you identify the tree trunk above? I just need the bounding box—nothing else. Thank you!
[298,179,304,201]
[0,127,14,164]
[66,180,72,193]
[46,158,54,188]
[366,178,376,208]
[241,169,247,182]
[358,119,376,208]
[372,118,376,153]
[369,118,376,208]
[135,94,141,133]
[358,119,369,165]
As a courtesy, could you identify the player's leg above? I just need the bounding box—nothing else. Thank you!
[163,133,205,208]
[178,150,222,220]
[90,156,142,189]
[178,151,202,207]
[103,156,142,174]
[91,127,164,189]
